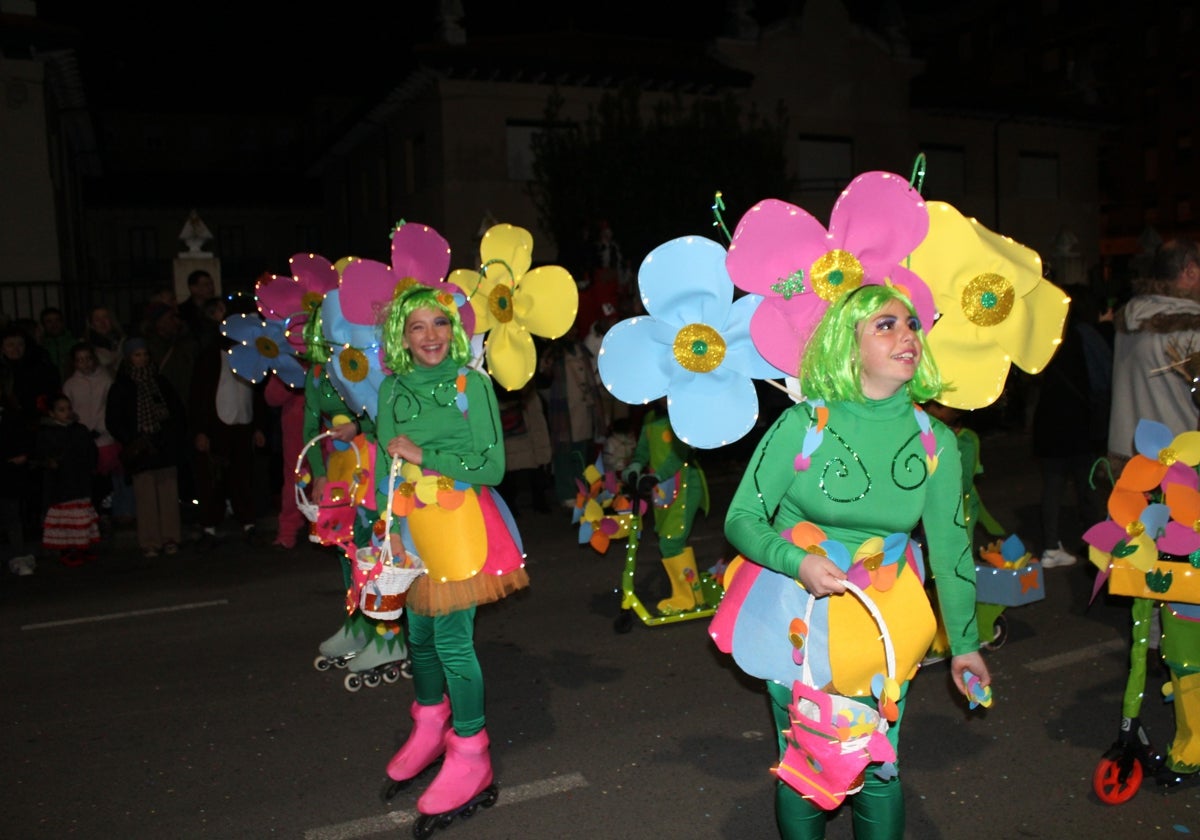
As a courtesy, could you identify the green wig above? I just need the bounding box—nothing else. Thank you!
[380,284,471,375]
[799,284,946,404]
[297,303,330,365]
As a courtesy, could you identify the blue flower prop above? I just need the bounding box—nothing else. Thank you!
[321,288,388,419]
[221,313,305,386]
[596,235,787,449]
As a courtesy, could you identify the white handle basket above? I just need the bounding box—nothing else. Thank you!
[355,456,426,619]
[295,430,364,524]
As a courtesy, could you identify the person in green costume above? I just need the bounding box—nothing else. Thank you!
[375,285,528,821]
[623,399,710,613]
[722,285,991,840]
[297,305,387,673]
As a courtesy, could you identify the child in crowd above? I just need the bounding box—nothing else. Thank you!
[36,394,100,566]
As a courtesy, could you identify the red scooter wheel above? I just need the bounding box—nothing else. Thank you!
[1093,755,1143,804]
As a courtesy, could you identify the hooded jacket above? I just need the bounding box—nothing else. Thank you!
[1108,293,1200,459]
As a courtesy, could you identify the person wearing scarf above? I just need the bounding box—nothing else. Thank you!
[104,337,186,558]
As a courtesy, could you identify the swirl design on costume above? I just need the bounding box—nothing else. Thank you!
[890,432,929,491]
[818,428,869,503]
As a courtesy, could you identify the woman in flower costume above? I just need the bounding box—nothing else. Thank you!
[375,284,527,820]
[721,284,990,839]
[623,399,710,613]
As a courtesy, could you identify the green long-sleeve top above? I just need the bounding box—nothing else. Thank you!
[302,364,375,477]
[373,359,506,509]
[724,391,981,657]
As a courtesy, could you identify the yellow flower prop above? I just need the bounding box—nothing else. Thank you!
[449,224,578,390]
[907,202,1069,410]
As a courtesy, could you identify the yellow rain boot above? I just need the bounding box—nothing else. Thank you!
[657,547,703,613]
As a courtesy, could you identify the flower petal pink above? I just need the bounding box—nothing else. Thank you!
[829,171,929,273]
[339,259,401,326]
[391,223,451,286]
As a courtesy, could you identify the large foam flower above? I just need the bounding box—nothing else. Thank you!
[907,202,1069,409]
[221,313,305,387]
[449,223,576,390]
[1113,418,1200,494]
[322,223,468,419]
[725,172,934,377]
[597,235,788,449]
[255,252,340,355]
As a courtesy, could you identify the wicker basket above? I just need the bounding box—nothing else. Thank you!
[352,457,425,619]
[294,431,365,546]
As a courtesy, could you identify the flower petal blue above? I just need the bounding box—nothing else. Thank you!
[1134,419,1173,458]
[597,317,671,404]
[638,236,732,325]
[226,343,269,383]
[221,313,266,342]
[666,366,758,449]
[721,294,789,379]
[271,353,306,389]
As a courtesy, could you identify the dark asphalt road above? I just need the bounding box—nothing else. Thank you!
[3,427,1198,839]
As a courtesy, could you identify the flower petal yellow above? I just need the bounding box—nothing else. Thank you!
[909,201,1069,409]
[485,322,538,391]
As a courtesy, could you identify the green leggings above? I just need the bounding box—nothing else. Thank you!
[767,680,908,840]
[409,607,484,736]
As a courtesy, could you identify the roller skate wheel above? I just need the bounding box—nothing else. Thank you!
[344,672,364,692]
[1093,755,1143,804]
[313,655,332,672]
[363,670,382,688]
[382,665,401,684]
[401,660,413,679]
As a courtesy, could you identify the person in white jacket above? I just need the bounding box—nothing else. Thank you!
[1108,237,1200,472]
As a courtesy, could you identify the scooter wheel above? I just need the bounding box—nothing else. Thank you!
[1093,755,1143,804]
[983,614,1008,651]
[614,610,634,634]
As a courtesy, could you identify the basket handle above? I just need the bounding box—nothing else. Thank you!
[294,430,364,497]
[800,578,896,688]
[377,455,404,565]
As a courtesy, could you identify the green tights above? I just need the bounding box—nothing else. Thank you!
[408,607,485,736]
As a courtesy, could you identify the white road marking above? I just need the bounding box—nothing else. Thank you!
[1023,637,1126,672]
[21,599,229,630]
[303,771,589,840]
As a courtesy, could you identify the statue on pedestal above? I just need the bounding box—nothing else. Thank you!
[179,209,214,257]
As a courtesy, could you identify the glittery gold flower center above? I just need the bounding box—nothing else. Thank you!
[672,323,725,373]
[301,291,323,313]
[1159,447,1178,466]
[254,335,280,359]
[1127,521,1145,539]
[488,285,515,324]
[339,346,369,383]
[810,250,864,302]
[960,274,1015,326]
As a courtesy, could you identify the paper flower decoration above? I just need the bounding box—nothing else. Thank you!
[322,222,468,419]
[725,172,935,377]
[1082,491,1171,574]
[255,252,340,355]
[1160,482,1200,556]
[221,313,305,386]
[571,456,635,554]
[322,285,387,419]
[449,223,577,391]
[1112,419,1200,494]
[906,202,1069,410]
[597,235,788,449]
